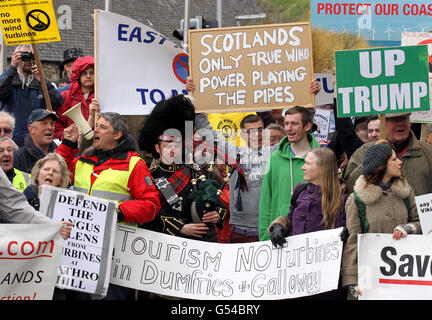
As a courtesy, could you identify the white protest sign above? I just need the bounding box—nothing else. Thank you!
[314,73,334,106]
[110,226,343,300]
[0,224,63,300]
[402,32,432,123]
[40,186,117,296]
[96,10,188,115]
[415,193,432,235]
[358,233,432,300]
[312,108,332,142]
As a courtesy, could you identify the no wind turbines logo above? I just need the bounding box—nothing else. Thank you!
[172,53,189,84]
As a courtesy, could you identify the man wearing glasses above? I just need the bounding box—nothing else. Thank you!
[0,44,63,147]
[0,111,15,139]
[0,136,30,193]
[344,112,432,196]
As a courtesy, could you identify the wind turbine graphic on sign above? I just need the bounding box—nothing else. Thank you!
[0,0,61,111]
[26,9,51,32]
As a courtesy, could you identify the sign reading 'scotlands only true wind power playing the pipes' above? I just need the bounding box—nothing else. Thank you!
[335,45,430,117]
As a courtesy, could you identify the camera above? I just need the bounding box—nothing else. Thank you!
[20,51,35,62]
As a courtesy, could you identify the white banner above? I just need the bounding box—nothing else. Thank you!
[0,224,63,300]
[402,32,432,123]
[40,186,117,296]
[312,108,332,142]
[110,226,343,300]
[314,73,334,107]
[96,10,188,115]
[415,193,432,235]
[358,233,432,300]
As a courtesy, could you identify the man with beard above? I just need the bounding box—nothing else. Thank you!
[0,44,63,147]
[14,109,59,173]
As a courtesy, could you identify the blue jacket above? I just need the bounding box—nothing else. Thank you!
[0,65,63,147]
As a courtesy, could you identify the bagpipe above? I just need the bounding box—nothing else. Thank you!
[188,139,245,224]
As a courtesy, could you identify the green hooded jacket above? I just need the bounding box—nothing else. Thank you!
[258,133,321,241]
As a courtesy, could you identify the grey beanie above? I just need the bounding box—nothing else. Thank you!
[362,143,393,176]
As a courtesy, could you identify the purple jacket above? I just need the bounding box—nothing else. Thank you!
[287,183,347,236]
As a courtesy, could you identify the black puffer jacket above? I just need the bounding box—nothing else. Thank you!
[13,134,57,173]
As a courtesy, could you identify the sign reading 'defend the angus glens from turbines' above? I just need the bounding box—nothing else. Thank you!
[335,45,430,117]
[188,23,314,113]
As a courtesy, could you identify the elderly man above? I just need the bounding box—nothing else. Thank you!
[0,44,63,147]
[14,109,58,173]
[344,112,432,196]
[0,111,15,139]
[0,136,30,192]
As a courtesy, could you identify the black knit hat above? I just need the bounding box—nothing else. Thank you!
[362,143,393,176]
[138,94,195,158]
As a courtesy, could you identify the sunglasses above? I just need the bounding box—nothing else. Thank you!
[0,128,12,135]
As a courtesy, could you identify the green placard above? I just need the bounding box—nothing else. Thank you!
[335,45,429,118]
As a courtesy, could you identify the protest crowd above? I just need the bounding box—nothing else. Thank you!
[0,4,431,303]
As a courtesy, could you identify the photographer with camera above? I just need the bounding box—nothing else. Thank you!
[0,44,63,147]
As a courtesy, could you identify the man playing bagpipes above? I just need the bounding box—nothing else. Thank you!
[138,94,245,242]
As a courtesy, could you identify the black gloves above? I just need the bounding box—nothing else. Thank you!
[339,226,349,242]
[270,224,288,248]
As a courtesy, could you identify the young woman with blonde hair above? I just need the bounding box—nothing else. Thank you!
[268,147,347,299]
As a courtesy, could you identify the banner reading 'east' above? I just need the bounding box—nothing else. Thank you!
[95,10,188,115]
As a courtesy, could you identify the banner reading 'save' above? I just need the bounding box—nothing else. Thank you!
[335,45,430,117]
[358,233,432,300]
[188,22,314,113]
[96,10,188,115]
[40,186,117,297]
[0,224,63,300]
[110,226,343,300]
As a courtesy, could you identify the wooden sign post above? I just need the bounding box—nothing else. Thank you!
[31,43,52,111]
[0,0,61,112]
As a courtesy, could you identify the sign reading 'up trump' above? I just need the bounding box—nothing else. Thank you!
[188,23,314,113]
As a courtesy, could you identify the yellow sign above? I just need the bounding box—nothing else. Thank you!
[208,112,256,147]
[0,0,61,45]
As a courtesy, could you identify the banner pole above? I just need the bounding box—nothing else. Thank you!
[420,123,427,141]
[31,43,52,111]
[379,114,386,140]
[94,9,99,126]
